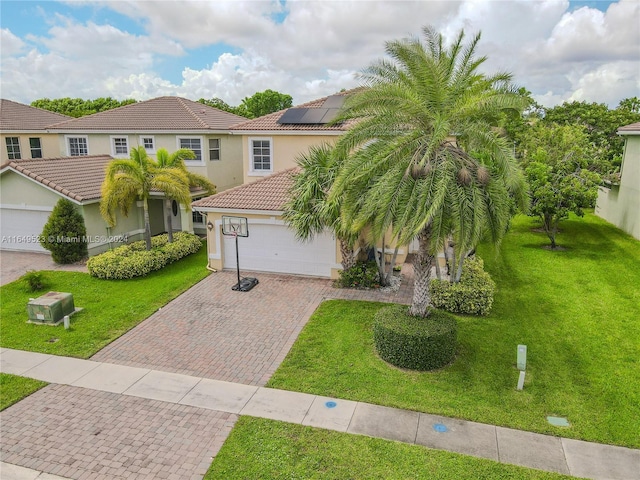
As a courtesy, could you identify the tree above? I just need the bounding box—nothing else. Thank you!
[542,99,640,165]
[282,143,358,272]
[31,97,136,117]
[519,123,601,249]
[331,26,528,317]
[236,89,293,118]
[197,98,245,117]
[155,148,216,242]
[40,198,88,264]
[100,147,192,250]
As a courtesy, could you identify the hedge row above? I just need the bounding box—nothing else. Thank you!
[429,256,496,316]
[87,232,202,279]
[373,305,457,371]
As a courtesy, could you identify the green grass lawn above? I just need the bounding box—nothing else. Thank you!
[0,373,47,411]
[206,417,574,480]
[267,213,640,448]
[0,245,210,358]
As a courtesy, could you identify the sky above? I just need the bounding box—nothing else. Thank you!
[0,0,638,108]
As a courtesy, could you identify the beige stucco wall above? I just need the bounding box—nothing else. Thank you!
[240,134,340,184]
[1,133,61,163]
[596,135,640,240]
[54,133,243,192]
[1,170,62,207]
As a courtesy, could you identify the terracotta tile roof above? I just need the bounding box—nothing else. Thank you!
[618,122,640,134]
[0,99,72,131]
[5,155,113,202]
[192,168,298,211]
[229,90,358,132]
[47,96,248,131]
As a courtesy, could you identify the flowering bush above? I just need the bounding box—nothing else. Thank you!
[87,232,202,279]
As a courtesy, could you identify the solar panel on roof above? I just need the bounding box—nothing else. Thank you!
[322,95,346,109]
[300,108,329,124]
[321,108,341,124]
[277,108,308,124]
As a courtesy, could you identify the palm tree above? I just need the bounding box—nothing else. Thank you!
[100,146,192,250]
[282,143,358,271]
[155,148,216,242]
[332,26,528,317]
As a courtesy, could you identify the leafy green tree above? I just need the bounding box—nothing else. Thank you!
[155,148,216,242]
[617,96,640,114]
[332,26,528,317]
[236,89,293,118]
[542,99,640,164]
[519,123,601,249]
[31,97,136,117]
[100,147,191,250]
[197,98,245,117]
[40,198,88,264]
[282,143,358,272]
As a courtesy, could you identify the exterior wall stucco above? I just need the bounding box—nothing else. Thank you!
[54,133,243,193]
[596,135,640,240]
[1,170,62,207]
[1,134,61,164]
[241,134,339,184]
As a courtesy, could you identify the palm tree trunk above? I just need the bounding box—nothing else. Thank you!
[339,239,356,270]
[143,197,152,251]
[409,225,435,317]
[165,199,174,243]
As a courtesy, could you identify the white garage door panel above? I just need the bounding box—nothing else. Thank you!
[0,208,50,252]
[223,224,336,277]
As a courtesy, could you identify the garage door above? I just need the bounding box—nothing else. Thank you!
[223,223,336,277]
[0,208,51,252]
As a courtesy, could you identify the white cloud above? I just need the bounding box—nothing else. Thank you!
[0,1,637,108]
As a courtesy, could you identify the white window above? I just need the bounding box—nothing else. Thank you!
[29,138,42,158]
[192,201,205,225]
[140,136,155,154]
[66,136,88,156]
[5,137,21,159]
[111,136,129,157]
[249,137,272,174]
[177,136,203,164]
[209,138,220,161]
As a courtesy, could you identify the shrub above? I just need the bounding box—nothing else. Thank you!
[373,305,457,371]
[430,257,496,316]
[40,198,88,264]
[22,270,48,292]
[87,232,202,279]
[336,261,380,288]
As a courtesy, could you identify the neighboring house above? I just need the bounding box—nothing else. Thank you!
[192,168,344,278]
[596,121,640,240]
[0,155,206,255]
[43,96,247,234]
[0,99,72,164]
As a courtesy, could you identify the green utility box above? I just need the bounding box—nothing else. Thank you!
[27,292,75,325]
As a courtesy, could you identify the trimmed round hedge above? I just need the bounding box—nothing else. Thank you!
[87,232,202,279]
[373,305,457,371]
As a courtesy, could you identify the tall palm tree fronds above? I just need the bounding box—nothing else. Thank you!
[331,26,529,317]
[100,146,193,250]
[282,143,358,271]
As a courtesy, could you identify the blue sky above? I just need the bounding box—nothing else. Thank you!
[1,1,638,107]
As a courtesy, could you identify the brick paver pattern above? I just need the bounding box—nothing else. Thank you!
[2,261,414,479]
[0,384,236,480]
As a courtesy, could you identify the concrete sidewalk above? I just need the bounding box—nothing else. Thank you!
[2,348,639,480]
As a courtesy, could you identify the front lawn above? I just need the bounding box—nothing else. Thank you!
[0,245,210,358]
[0,373,47,411]
[267,214,640,448]
[206,417,573,479]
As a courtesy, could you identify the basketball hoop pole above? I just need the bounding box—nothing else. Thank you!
[234,232,241,290]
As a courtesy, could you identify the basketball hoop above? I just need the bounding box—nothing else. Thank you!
[221,216,258,292]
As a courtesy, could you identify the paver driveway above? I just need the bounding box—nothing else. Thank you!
[0,251,87,286]
[1,266,413,479]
